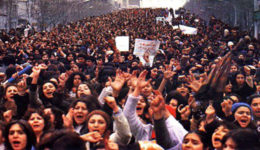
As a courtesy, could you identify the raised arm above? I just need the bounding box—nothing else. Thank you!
[123,70,153,141]
[105,96,132,145]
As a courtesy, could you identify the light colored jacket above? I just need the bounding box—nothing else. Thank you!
[123,94,188,149]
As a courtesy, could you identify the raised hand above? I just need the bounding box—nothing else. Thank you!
[127,70,138,89]
[178,104,191,120]
[106,140,119,150]
[81,132,103,143]
[132,70,151,97]
[150,95,166,120]
[62,108,73,129]
[163,65,176,80]
[3,110,13,123]
[110,69,126,93]
[221,99,233,117]
[31,66,41,78]
[104,96,119,113]
[136,70,151,90]
[186,73,204,93]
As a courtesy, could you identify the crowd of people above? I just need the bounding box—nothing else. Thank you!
[0,7,259,150]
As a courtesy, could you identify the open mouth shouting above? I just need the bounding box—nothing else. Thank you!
[238,118,250,128]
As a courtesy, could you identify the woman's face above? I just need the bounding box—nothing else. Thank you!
[140,83,153,97]
[8,124,27,150]
[234,106,251,128]
[230,65,238,73]
[235,74,245,86]
[150,68,158,78]
[67,54,74,61]
[223,138,236,150]
[88,114,107,135]
[169,99,178,110]
[73,102,88,125]
[5,86,18,101]
[176,84,189,97]
[212,125,230,149]
[182,133,204,150]
[42,82,56,99]
[224,83,232,93]
[71,65,79,73]
[136,96,146,116]
[77,84,91,97]
[73,75,82,87]
[28,113,45,133]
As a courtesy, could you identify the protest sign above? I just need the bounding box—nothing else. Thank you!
[134,39,160,67]
[172,25,198,35]
[115,36,129,52]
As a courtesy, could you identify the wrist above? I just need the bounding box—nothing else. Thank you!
[113,106,119,113]
[153,113,164,120]
[225,111,232,117]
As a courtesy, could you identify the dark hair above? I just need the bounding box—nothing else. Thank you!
[38,129,85,150]
[76,82,98,98]
[65,72,86,91]
[86,110,111,139]
[4,120,36,150]
[222,128,260,150]
[232,71,245,85]
[248,94,260,105]
[48,107,64,130]
[0,120,5,139]
[23,107,51,133]
[224,93,241,103]
[165,90,188,106]
[3,84,17,100]
[183,130,209,150]
[38,80,57,100]
[70,96,100,113]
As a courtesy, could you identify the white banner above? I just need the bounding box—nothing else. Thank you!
[134,39,160,67]
[115,36,129,52]
[134,39,160,56]
[172,25,197,35]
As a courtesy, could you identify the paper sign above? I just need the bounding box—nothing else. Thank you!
[172,25,197,35]
[134,39,160,67]
[115,36,129,52]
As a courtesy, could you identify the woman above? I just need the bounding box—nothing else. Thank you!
[230,102,256,129]
[65,72,86,98]
[232,72,256,101]
[30,80,69,112]
[0,83,30,120]
[23,108,50,144]
[222,128,259,150]
[68,98,100,135]
[76,82,98,98]
[81,109,132,149]
[210,121,237,150]
[4,120,36,150]
[182,131,209,150]
[29,66,69,112]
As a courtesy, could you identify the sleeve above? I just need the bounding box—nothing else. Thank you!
[165,115,188,149]
[29,84,43,108]
[109,108,132,145]
[154,118,177,149]
[98,86,113,107]
[123,94,153,141]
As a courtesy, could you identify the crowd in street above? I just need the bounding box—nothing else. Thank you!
[0,8,259,150]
